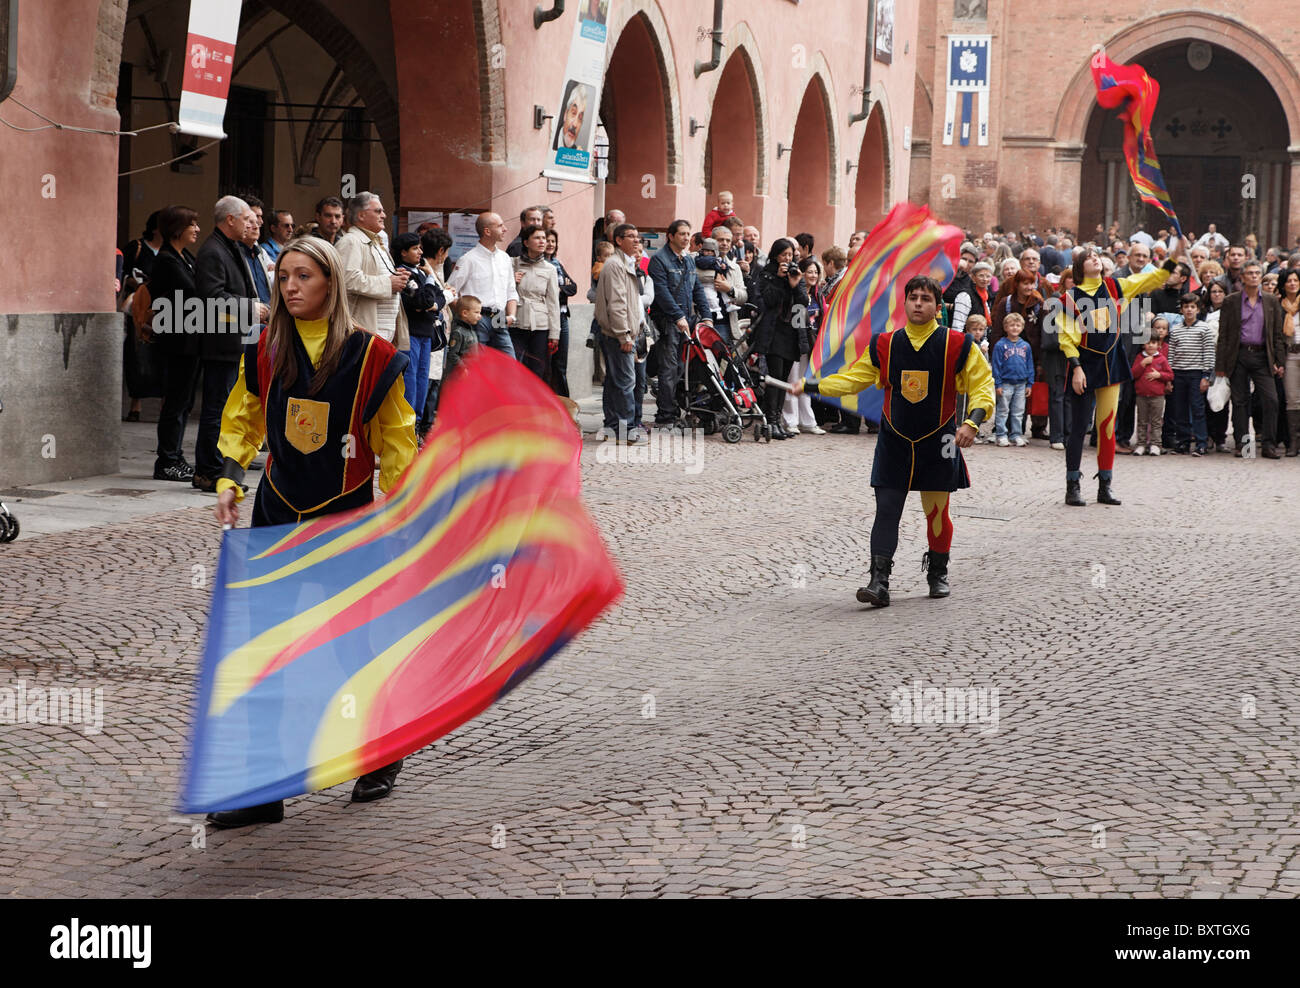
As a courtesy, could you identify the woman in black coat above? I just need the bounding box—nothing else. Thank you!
[752,238,810,439]
[147,204,203,481]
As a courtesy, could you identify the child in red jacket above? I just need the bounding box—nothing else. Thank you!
[702,191,737,239]
[1131,337,1174,455]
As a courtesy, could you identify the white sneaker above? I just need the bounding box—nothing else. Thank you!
[996,436,1010,447]
[1132,445,1145,456]
[786,424,801,435]
[807,425,827,435]
[1050,442,1065,450]
[1013,436,1028,447]
[1149,445,1162,456]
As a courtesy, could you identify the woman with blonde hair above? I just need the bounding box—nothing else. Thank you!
[207,236,417,828]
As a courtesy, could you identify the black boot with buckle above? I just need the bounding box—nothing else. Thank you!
[922,550,950,598]
[1065,469,1085,506]
[1095,469,1121,505]
[856,555,893,607]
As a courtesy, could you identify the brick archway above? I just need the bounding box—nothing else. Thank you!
[782,53,841,214]
[603,0,683,187]
[701,30,770,227]
[855,101,891,229]
[1054,12,1300,146]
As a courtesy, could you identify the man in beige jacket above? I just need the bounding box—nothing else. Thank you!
[594,222,649,444]
[336,192,410,351]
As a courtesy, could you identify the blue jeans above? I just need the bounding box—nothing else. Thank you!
[476,312,516,357]
[1172,369,1208,449]
[634,357,647,424]
[601,333,637,434]
[403,337,432,423]
[995,381,1028,438]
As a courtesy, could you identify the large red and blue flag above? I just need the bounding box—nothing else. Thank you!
[808,203,964,421]
[179,347,623,813]
[1091,53,1183,238]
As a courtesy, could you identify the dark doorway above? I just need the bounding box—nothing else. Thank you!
[219,85,272,201]
[1160,155,1241,239]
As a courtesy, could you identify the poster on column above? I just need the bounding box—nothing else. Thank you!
[942,35,991,147]
[177,0,243,139]
[542,1,616,185]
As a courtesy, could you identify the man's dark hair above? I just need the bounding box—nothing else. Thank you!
[1179,292,1201,306]
[158,204,198,243]
[271,209,292,226]
[723,215,744,231]
[795,232,815,252]
[1228,243,1247,254]
[142,209,162,241]
[519,204,544,223]
[903,275,942,302]
[315,195,344,214]
[667,219,691,237]
[612,223,637,242]
[243,194,264,211]
[420,228,453,258]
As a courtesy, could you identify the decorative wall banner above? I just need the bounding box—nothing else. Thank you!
[543,1,616,185]
[177,0,243,140]
[943,35,990,147]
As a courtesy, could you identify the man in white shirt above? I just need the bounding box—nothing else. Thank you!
[448,212,517,357]
[1195,223,1230,252]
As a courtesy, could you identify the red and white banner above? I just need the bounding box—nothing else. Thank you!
[177,0,242,140]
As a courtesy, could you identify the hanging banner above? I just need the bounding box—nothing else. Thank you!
[943,35,990,148]
[177,0,243,140]
[542,1,616,185]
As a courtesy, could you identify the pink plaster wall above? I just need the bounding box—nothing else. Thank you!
[0,0,119,314]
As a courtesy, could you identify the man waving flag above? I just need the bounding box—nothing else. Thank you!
[807,203,964,423]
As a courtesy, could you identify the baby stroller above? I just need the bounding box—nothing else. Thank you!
[0,396,18,542]
[675,317,771,442]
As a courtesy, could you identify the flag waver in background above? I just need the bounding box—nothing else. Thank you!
[180,347,624,814]
[1091,53,1183,238]
[808,203,964,423]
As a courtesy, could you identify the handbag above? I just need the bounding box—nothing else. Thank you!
[1029,381,1048,418]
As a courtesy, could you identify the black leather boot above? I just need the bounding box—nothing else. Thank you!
[1065,470,1085,507]
[206,800,285,829]
[1095,469,1121,505]
[351,759,404,803]
[856,555,892,607]
[922,551,950,598]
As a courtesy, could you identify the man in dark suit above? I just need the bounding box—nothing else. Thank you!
[193,196,269,491]
[1215,260,1287,458]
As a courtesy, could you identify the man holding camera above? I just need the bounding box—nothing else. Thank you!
[650,219,715,429]
[336,192,410,352]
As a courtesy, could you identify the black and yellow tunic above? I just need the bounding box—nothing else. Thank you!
[216,317,416,526]
[816,319,995,491]
[1059,268,1173,391]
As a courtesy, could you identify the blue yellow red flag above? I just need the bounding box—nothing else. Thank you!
[808,203,963,421]
[1091,53,1183,238]
[179,347,624,813]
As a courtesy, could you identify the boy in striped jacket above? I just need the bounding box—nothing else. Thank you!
[1167,292,1215,456]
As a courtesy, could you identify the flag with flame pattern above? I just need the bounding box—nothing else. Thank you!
[179,347,623,813]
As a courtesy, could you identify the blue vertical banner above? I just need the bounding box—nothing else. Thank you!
[543,1,617,185]
[943,35,990,148]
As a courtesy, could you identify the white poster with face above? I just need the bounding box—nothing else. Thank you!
[543,2,616,185]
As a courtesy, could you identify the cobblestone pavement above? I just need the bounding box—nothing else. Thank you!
[3,429,1299,899]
